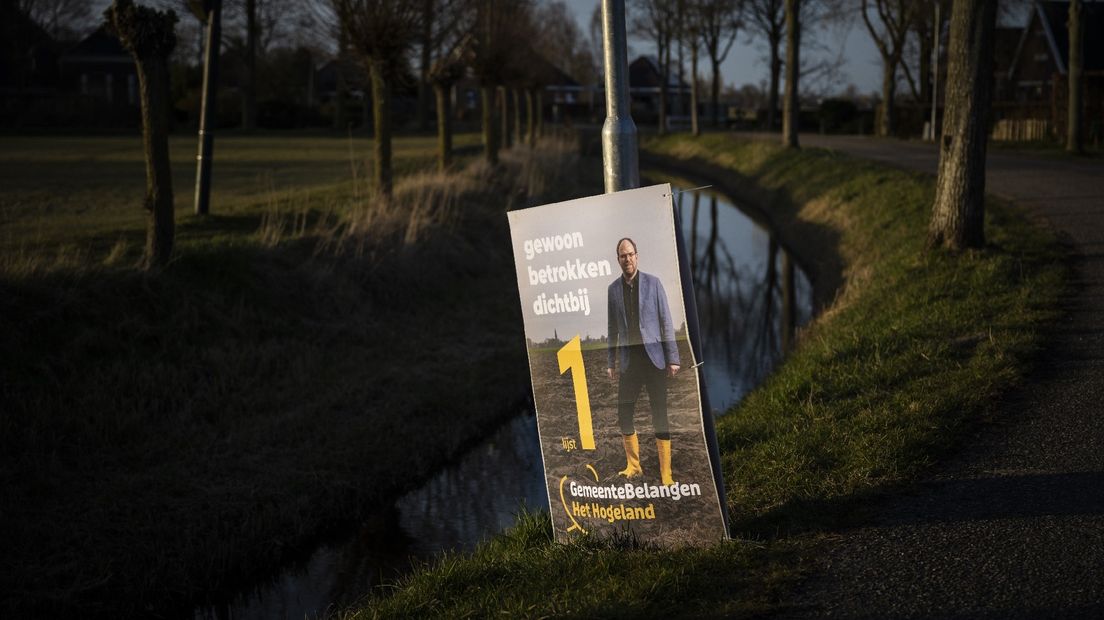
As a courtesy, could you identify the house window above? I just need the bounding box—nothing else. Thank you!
[81,73,88,95]
[106,74,114,104]
[1034,52,1048,62]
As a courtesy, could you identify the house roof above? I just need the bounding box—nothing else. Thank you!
[628,55,689,90]
[1013,1,1104,76]
[60,26,130,64]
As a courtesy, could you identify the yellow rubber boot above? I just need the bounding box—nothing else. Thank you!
[618,433,643,478]
[657,438,676,486]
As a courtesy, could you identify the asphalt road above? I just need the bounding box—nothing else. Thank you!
[759,134,1104,619]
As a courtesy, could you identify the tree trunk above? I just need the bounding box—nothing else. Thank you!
[417,0,433,131]
[711,58,721,127]
[658,42,668,136]
[927,0,996,251]
[919,16,932,113]
[334,25,348,130]
[782,0,801,148]
[482,85,499,164]
[513,89,522,146]
[369,59,392,196]
[435,82,452,171]
[242,0,256,131]
[526,88,535,147]
[529,88,538,139]
[1067,0,1083,154]
[137,56,175,269]
[767,34,781,130]
[691,44,700,137]
[500,86,512,148]
[879,60,896,136]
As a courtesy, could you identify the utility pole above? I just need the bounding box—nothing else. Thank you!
[194,0,221,216]
[601,0,639,193]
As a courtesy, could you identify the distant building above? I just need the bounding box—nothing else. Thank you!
[58,27,139,110]
[625,56,691,127]
[998,0,1104,141]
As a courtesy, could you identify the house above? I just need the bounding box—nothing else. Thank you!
[626,55,691,126]
[999,0,1104,141]
[59,27,139,110]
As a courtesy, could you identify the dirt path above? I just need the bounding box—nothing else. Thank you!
[755,134,1104,618]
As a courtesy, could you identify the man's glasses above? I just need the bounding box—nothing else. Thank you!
[618,251,637,260]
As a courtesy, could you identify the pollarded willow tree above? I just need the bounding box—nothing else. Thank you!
[333,0,421,197]
[470,0,531,164]
[926,0,996,250]
[105,0,177,269]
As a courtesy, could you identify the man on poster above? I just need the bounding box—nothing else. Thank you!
[606,237,681,486]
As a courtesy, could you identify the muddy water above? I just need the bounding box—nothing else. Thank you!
[193,183,814,620]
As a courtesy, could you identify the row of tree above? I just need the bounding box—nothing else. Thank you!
[632,0,850,137]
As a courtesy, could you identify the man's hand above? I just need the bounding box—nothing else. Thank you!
[607,367,617,381]
[666,364,680,378]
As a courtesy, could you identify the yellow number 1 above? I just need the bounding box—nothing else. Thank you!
[557,335,595,450]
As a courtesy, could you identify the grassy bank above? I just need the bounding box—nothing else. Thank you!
[344,134,1065,617]
[0,133,586,616]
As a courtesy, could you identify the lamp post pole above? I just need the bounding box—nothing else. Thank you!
[601,0,639,193]
[194,0,221,216]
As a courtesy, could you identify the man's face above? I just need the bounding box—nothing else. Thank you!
[617,240,638,280]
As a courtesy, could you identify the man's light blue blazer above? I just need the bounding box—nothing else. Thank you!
[607,271,680,372]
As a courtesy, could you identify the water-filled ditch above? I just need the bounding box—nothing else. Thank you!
[194,178,815,620]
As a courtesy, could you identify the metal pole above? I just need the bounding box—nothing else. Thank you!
[601,0,639,193]
[194,0,221,216]
[930,2,939,141]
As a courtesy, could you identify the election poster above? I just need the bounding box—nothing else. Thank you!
[507,184,728,548]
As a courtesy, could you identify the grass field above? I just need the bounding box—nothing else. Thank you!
[340,134,1066,618]
[0,130,587,617]
[0,132,482,259]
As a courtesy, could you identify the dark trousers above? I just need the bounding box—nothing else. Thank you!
[617,346,670,439]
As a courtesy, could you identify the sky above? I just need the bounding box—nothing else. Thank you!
[560,0,886,97]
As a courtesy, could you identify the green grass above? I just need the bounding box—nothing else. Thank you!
[341,134,1066,618]
[0,132,482,256]
[0,132,586,617]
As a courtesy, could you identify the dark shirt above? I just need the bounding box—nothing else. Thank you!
[621,273,642,347]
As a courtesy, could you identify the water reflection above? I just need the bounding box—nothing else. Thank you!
[673,184,814,412]
[193,182,814,619]
[193,413,545,620]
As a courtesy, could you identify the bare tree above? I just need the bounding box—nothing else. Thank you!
[241,0,257,130]
[900,0,948,112]
[18,0,91,40]
[681,0,704,135]
[335,0,420,197]
[782,0,799,147]
[860,0,914,137]
[1067,0,1083,154]
[745,0,784,129]
[697,0,743,127]
[105,0,177,269]
[632,0,678,134]
[470,0,531,164]
[927,0,996,250]
[424,2,472,168]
